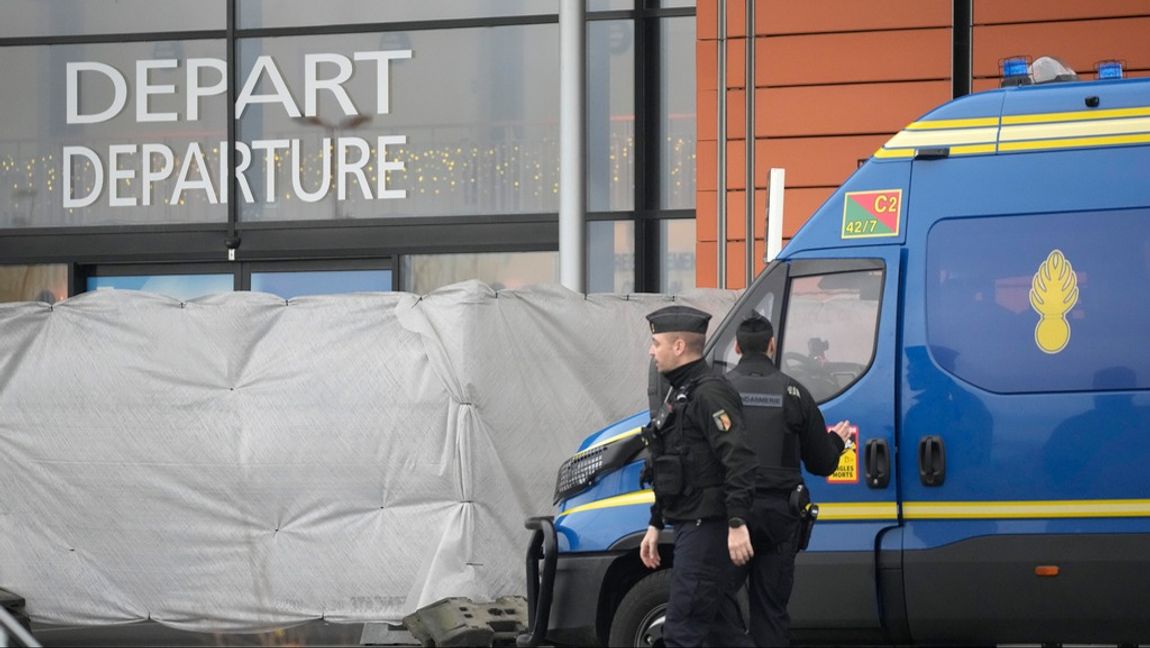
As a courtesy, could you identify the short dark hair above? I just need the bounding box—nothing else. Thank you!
[736,314,774,354]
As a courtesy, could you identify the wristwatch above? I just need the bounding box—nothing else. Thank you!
[728,517,746,529]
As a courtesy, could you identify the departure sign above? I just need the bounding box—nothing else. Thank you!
[842,189,902,239]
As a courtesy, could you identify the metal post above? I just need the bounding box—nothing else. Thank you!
[559,0,586,293]
[744,0,755,286]
[766,168,785,262]
[716,0,727,288]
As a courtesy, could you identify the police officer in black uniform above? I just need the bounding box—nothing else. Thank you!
[638,305,759,647]
[724,313,853,646]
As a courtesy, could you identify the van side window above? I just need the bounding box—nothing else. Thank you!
[779,270,883,403]
[926,210,1150,392]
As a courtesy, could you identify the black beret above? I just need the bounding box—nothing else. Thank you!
[646,305,711,335]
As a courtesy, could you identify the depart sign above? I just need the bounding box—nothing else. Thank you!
[62,50,412,209]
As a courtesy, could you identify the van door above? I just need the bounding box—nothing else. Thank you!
[898,147,1150,643]
[709,250,902,643]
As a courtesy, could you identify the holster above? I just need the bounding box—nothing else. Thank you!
[789,484,819,551]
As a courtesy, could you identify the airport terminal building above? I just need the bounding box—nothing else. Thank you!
[1,0,1147,302]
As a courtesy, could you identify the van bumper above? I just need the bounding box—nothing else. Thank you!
[519,517,618,647]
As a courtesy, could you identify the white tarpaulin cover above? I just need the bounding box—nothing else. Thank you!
[0,282,736,631]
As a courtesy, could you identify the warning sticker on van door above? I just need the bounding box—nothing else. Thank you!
[827,425,859,484]
[842,189,902,239]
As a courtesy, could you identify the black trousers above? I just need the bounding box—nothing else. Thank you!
[724,495,801,647]
[664,518,754,648]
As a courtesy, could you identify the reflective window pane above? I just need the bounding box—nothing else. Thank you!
[0,1,224,38]
[659,17,696,209]
[0,264,67,303]
[0,41,228,228]
[251,269,392,298]
[87,274,233,300]
[589,0,633,10]
[402,252,557,294]
[238,1,557,29]
[588,220,635,293]
[236,27,560,221]
[660,219,696,293]
[587,21,635,213]
[780,271,883,403]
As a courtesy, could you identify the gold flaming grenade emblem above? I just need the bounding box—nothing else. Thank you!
[1029,249,1079,354]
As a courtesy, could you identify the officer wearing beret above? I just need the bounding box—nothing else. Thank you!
[638,305,758,647]
[725,313,853,646]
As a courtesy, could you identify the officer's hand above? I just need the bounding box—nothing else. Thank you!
[831,420,853,447]
[728,526,753,566]
[640,526,661,569]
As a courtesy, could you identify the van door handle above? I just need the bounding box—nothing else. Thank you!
[918,435,946,487]
[864,438,890,489]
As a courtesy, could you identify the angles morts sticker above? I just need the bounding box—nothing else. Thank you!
[842,189,902,239]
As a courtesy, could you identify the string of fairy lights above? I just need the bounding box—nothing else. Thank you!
[0,127,695,225]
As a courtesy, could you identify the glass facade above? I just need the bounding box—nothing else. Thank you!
[0,4,698,295]
[0,264,67,303]
[87,273,234,300]
[237,1,557,30]
[0,40,228,228]
[658,17,696,209]
[0,1,225,38]
[402,251,558,294]
[251,269,393,298]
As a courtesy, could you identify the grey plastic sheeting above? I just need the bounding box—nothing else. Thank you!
[0,281,737,631]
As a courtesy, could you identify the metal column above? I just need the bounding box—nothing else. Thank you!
[559,0,586,293]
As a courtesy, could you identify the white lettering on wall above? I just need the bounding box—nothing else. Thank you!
[354,50,412,114]
[66,62,128,124]
[235,55,302,120]
[63,146,104,207]
[59,50,414,210]
[186,58,227,121]
[141,144,174,206]
[136,59,179,123]
[305,53,358,117]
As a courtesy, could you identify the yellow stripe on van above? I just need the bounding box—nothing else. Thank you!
[1001,105,1150,125]
[873,104,1150,161]
[557,491,898,522]
[873,147,916,159]
[584,427,642,451]
[903,499,1150,520]
[557,489,655,519]
[1000,115,1150,142]
[906,117,1001,130]
[884,127,999,149]
[818,502,898,521]
[949,143,998,155]
[998,132,1150,152]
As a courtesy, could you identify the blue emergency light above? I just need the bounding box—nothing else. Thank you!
[1001,57,1031,86]
[1096,60,1124,80]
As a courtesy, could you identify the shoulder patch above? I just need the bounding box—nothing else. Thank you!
[787,385,801,398]
[712,409,732,432]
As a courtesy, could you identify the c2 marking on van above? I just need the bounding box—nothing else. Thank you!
[1029,249,1079,354]
[842,189,902,239]
[827,425,860,484]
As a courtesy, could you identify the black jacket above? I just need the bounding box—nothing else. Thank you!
[648,359,757,528]
[729,354,845,486]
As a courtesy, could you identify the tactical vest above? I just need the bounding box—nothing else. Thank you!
[647,375,725,500]
[727,368,802,490]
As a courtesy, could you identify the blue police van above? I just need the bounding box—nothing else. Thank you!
[520,59,1150,646]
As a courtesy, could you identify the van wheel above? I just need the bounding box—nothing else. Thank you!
[609,569,671,647]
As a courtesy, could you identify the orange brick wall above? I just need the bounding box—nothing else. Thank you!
[695,0,1150,288]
